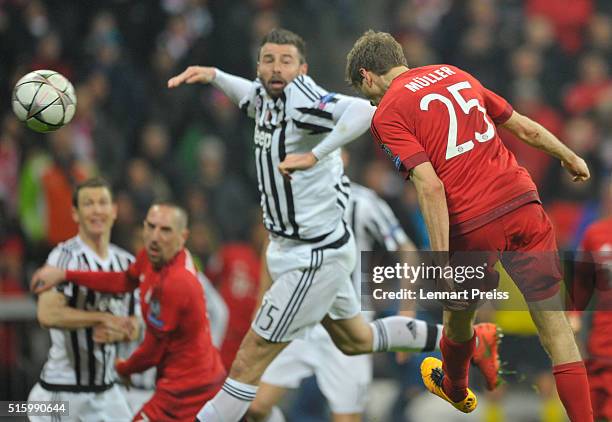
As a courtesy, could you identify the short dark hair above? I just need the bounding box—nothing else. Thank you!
[346,30,408,87]
[72,177,113,208]
[149,200,189,230]
[260,28,307,63]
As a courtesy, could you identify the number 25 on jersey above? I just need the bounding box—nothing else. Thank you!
[419,81,495,160]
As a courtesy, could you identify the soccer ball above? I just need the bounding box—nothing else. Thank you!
[12,70,77,133]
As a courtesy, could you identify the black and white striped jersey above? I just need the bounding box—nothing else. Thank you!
[345,183,409,290]
[40,235,135,391]
[240,75,351,242]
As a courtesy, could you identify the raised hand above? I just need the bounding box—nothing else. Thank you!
[562,155,590,182]
[167,66,216,88]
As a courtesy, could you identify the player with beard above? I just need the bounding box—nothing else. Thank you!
[165,28,498,422]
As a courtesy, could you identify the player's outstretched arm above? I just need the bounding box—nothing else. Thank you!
[30,264,137,294]
[410,162,469,311]
[410,162,449,252]
[501,111,590,182]
[167,66,217,87]
[37,289,132,335]
[168,66,252,105]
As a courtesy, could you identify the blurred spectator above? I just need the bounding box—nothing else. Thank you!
[18,128,90,248]
[0,114,23,218]
[139,122,183,192]
[523,16,571,105]
[29,31,73,80]
[71,78,125,183]
[23,0,49,39]
[526,0,594,54]
[586,14,612,65]
[564,53,612,115]
[124,157,170,220]
[396,31,438,68]
[205,215,262,370]
[110,190,139,252]
[41,129,90,246]
[194,138,253,240]
[455,25,505,92]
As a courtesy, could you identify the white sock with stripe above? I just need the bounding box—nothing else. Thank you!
[370,316,443,352]
[196,378,258,421]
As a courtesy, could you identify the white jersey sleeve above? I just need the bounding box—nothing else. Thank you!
[46,241,79,298]
[211,69,254,107]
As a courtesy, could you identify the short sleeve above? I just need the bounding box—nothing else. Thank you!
[46,246,76,297]
[481,87,513,125]
[371,111,429,178]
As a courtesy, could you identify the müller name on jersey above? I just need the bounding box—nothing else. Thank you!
[371,288,510,301]
[403,66,457,93]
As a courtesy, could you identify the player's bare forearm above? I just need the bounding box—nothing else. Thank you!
[501,111,590,181]
[410,163,449,251]
[37,290,110,330]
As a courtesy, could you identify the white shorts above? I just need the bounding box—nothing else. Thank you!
[27,383,133,421]
[261,324,372,414]
[253,224,359,343]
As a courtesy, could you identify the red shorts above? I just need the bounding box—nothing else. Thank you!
[586,359,612,420]
[450,202,562,302]
[134,383,222,422]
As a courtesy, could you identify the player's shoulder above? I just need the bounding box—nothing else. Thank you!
[47,236,80,261]
[286,74,328,106]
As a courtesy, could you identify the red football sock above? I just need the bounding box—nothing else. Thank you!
[553,361,593,422]
[440,330,476,402]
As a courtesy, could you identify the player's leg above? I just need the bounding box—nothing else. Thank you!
[528,295,593,422]
[247,338,317,421]
[321,310,443,355]
[502,203,593,421]
[247,383,288,422]
[198,245,352,422]
[313,326,371,422]
[83,385,133,422]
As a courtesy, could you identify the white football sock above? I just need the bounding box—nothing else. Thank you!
[370,316,443,352]
[196,378,258,421]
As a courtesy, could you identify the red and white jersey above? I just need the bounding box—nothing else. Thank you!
[576,217,612,360]
[371,64,538,235]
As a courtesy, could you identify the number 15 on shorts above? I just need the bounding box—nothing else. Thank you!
[255,300,279,331]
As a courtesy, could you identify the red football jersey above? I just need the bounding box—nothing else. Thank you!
[206,244,261,370]
[371,65,538,235]
[577,217,612,360]
[67,249,226,395]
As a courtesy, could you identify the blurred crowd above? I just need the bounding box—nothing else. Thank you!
[1,0,611,415]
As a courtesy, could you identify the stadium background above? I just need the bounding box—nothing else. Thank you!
[0,0,611,420]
